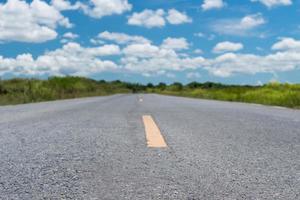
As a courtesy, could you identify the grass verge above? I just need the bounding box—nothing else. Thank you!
[0,77,299,108]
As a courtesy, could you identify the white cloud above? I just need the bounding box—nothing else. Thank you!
[128,9,166,28]
[204,50,300,77]
[166,9,192,25]
[3,31,300,79]
[87,44,121,56]
[0,42,120,76]
[63,32,79,39]
[60,39,69,44]
[271,37,300,51]
[161,37,189,50]
[205,39,300,77]
[121,37,300,78]
[0,0,73,43]
[90,38,106,45]
[213,41,244,53]
[61,32,79,43]
[194,32,216,40]
[128,9,192,28]
[97,31,151,44]
[51,0,80,11]
[79,0,132,19]
[122,55,205,75]
[123,43,171,58]
[240,13,266,29]
[52,0,133,19]
[211,13,266,36]
[202,0,225,11]
[30,0,73,28]
[251,0,292,8]
[122,40,205,74]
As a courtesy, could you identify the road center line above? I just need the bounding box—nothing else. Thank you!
[142,115,167,148]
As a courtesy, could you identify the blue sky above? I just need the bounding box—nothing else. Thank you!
[0,0,300,84]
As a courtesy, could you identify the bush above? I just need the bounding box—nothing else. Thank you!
[169,82,183,91]
[157,82,167,90]
[0,77,299,108]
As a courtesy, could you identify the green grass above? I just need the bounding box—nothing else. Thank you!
[0,77,299,108]
[156,82,300,108]
[0,77,138,105]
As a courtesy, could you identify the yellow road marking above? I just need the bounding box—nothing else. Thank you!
[142,115,167,148]
[138,96,143,102]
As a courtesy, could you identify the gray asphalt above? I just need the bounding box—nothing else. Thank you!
[0,94,299,200]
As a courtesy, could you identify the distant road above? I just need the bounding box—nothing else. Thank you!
[0,94,299,199]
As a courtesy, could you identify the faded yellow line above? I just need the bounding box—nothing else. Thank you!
[142,115,167,148]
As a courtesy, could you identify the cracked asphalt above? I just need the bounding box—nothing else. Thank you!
[0,94,299,199]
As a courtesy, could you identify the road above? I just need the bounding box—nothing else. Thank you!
[0,94,299,199]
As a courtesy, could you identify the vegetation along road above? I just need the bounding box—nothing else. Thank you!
[0,77,300,108]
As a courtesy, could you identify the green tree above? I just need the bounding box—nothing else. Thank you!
[157,82,167,90]
[170,82,183,91]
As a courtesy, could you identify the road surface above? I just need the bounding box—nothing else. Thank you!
[0,94,299,199]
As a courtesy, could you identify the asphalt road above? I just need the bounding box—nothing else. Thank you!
[0,94,299,199]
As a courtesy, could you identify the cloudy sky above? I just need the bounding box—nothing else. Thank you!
[1,0,300,84]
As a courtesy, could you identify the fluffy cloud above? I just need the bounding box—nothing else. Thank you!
[3,31,300,79]
[202,0,225,11]
[194,32,216,40]
[80,0,132,19]
[166,9,192,25]
[0,0,135,43]
[63,32,79,39]
[50,0,80,11]
[0,42,120,76]
[52,0,134,19]
[251,0,292,8]
[211,13,266,36]
[122,55,205,75]
[213,41,244,53]
[240,13,266,29]
[90,39,105,45]
[123,43,174,58]
[128,9,192,28]
[61,32,79,43]
[204,38,300,77]
[0,0,73,43]
[51,0,132,18]
[122,40,204,74]
[128,9,166,28]
[120,37,300,78]
[271,37,300,51]
[204,51,299,77]
[97,31,151,44]
[161,38,189,50]
[30,0,73,28]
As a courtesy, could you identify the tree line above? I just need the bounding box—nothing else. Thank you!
[0,76,299,108]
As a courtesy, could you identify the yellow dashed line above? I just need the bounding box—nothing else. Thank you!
[142,115,167,148]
